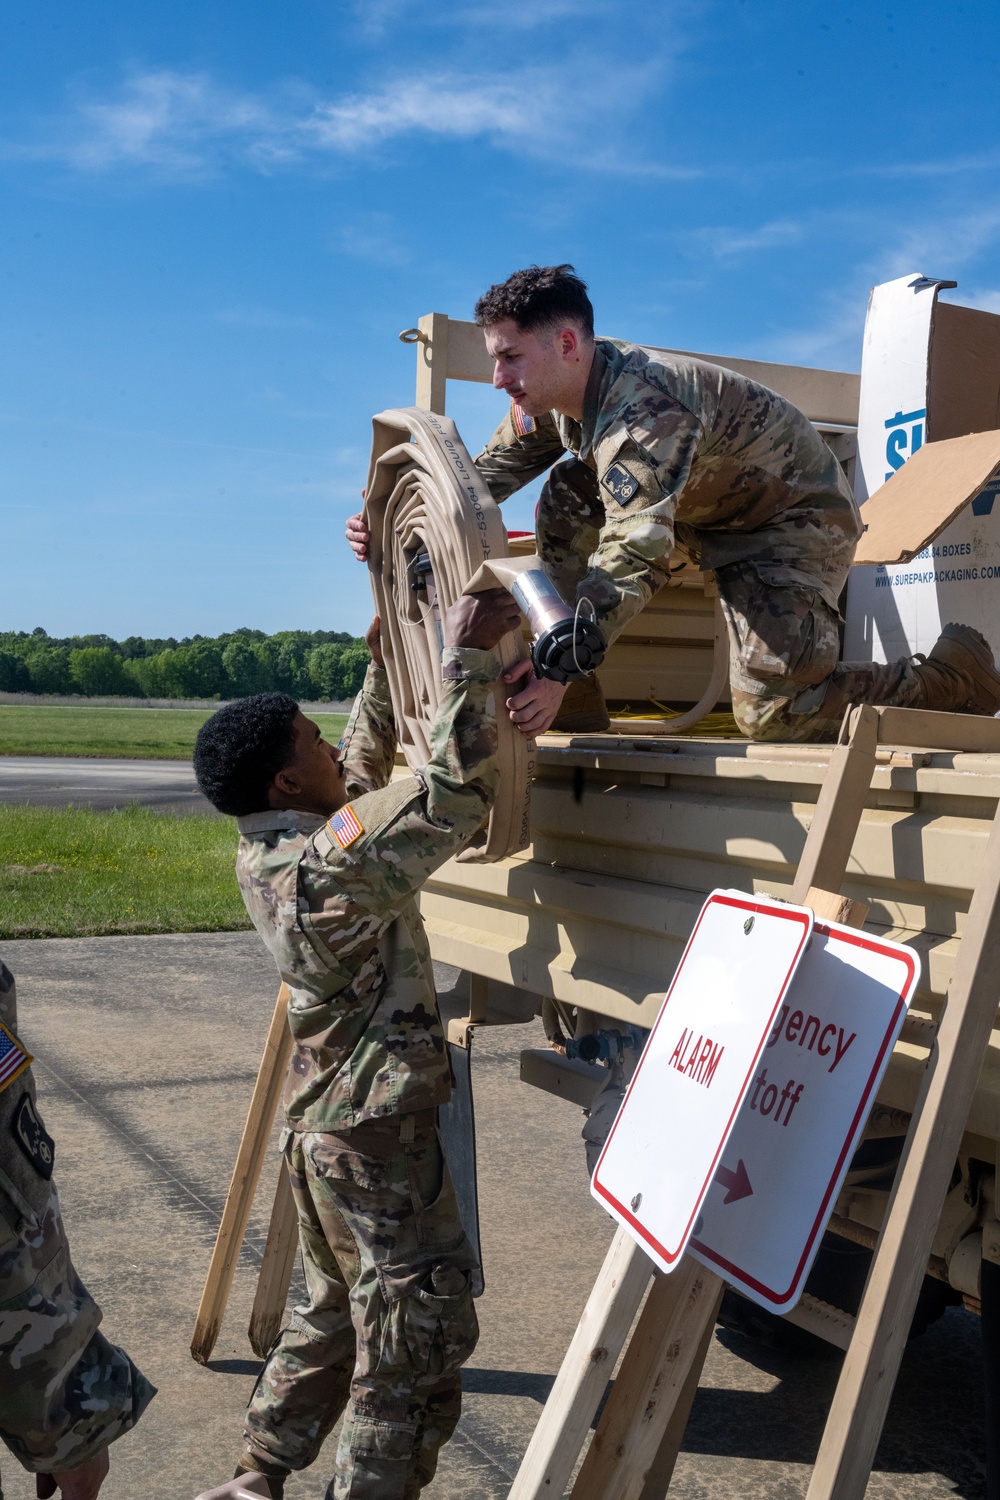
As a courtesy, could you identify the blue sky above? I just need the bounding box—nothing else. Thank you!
[2,0,999,638]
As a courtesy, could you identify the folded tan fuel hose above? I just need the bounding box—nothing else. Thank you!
[363,406,535,863]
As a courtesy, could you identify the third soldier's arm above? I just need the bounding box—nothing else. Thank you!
[299,647,501,965]
[473,406,566,503]
[339,660,396,799]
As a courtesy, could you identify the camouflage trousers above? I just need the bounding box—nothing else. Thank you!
[244,1114,478,1500]
[0,1180,154,1489]
[717,561,921,742]
[536,458,922,743]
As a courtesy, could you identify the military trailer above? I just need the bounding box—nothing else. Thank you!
[399,279,1000,1348]
[195,276,1000,1499]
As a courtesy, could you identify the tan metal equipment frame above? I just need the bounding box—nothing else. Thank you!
[508,702,1000,1500]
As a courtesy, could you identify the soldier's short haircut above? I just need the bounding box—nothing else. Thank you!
[474,264,595,339]
[193,692,300,816]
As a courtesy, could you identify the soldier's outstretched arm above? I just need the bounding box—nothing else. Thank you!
[473,405,566,503]
[299,590,518,967]
[338,617,397,799]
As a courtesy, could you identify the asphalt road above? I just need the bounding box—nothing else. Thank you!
[0,755,215,815]
[1,932,989,1499]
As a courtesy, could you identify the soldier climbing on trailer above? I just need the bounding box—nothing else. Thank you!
[347,263,1000,739]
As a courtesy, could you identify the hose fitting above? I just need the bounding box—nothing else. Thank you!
[508,569,606,684]
[565,1026,645,1065]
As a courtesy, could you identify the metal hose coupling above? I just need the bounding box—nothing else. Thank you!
[509,569,606,684]
[565,1026,646,1065]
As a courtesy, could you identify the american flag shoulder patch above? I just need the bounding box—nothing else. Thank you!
[511,403,536,437]
[0,1021,32,1093]
[330,805,365,850]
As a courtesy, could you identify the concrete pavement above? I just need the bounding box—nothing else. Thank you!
[0,932,989,1499]
[0,756,215,815]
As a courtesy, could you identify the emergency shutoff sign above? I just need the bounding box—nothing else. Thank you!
[591,891,813,1270]
[591,890,917,1312]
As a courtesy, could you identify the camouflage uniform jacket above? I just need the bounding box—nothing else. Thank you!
[474,338,860,643]
[235,650,500,1132]
[0,961,154,1481]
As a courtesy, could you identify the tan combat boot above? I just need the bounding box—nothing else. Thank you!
[550,673,611,733]
[912,623,1000,715]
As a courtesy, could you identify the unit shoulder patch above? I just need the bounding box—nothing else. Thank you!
[0,1021,32,1094]
[602,460,642,505]
[12,1092,54,1180]
[330,805,365,850]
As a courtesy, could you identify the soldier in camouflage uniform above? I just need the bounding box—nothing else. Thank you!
[467,264,1000,740]
[193,592,519,1500]
[345,265,1000,739]
[0,960,154,1500]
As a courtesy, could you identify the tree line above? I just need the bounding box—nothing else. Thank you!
[0,627,370,701]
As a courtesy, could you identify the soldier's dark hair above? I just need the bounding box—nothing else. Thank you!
[193,692,300,817]
[474,265,595,339]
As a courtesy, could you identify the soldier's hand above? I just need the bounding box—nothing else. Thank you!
[365,616,384,669]
[444,590,521,652]
[52,1446,110,1499]
[346,511,370,562]
[503,660,567,736]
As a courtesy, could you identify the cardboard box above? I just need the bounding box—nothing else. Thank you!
[845,274,1000,660]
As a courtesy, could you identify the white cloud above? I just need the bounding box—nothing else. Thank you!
[64,71,282,174]
[11,66,592,175]
[686,218,804,261]
[864,148,1000,180]
[305,70,588,159]
[2,6,695,179]
[336,212,411,268]
[753,207,1000,371]
[881,208,1000,281]
[763,297,865,370]
[350,0,631,39]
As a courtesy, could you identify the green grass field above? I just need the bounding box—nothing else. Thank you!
[0,704,349,759]
[0,804,252,938]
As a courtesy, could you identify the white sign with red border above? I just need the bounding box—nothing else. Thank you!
[688,920,917,1312]
[591,890,814,1271]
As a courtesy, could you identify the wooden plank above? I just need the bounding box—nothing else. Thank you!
[519,1047,605,1109]
[415,311,449,414]
[570,1260,724,1500]
[783,1293,856,1352]
[804,887,869,929]
[875,705,1000,754]
[791,706,879,903]
[247,1162,298,1359]
[507,1226,654,1500]
[636,1297,719,1500]
[191,985,292,1365]
[807,801,1000,1499]
[446,317,493,383]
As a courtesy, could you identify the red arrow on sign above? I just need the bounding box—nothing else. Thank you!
[716,1159,753,1204]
